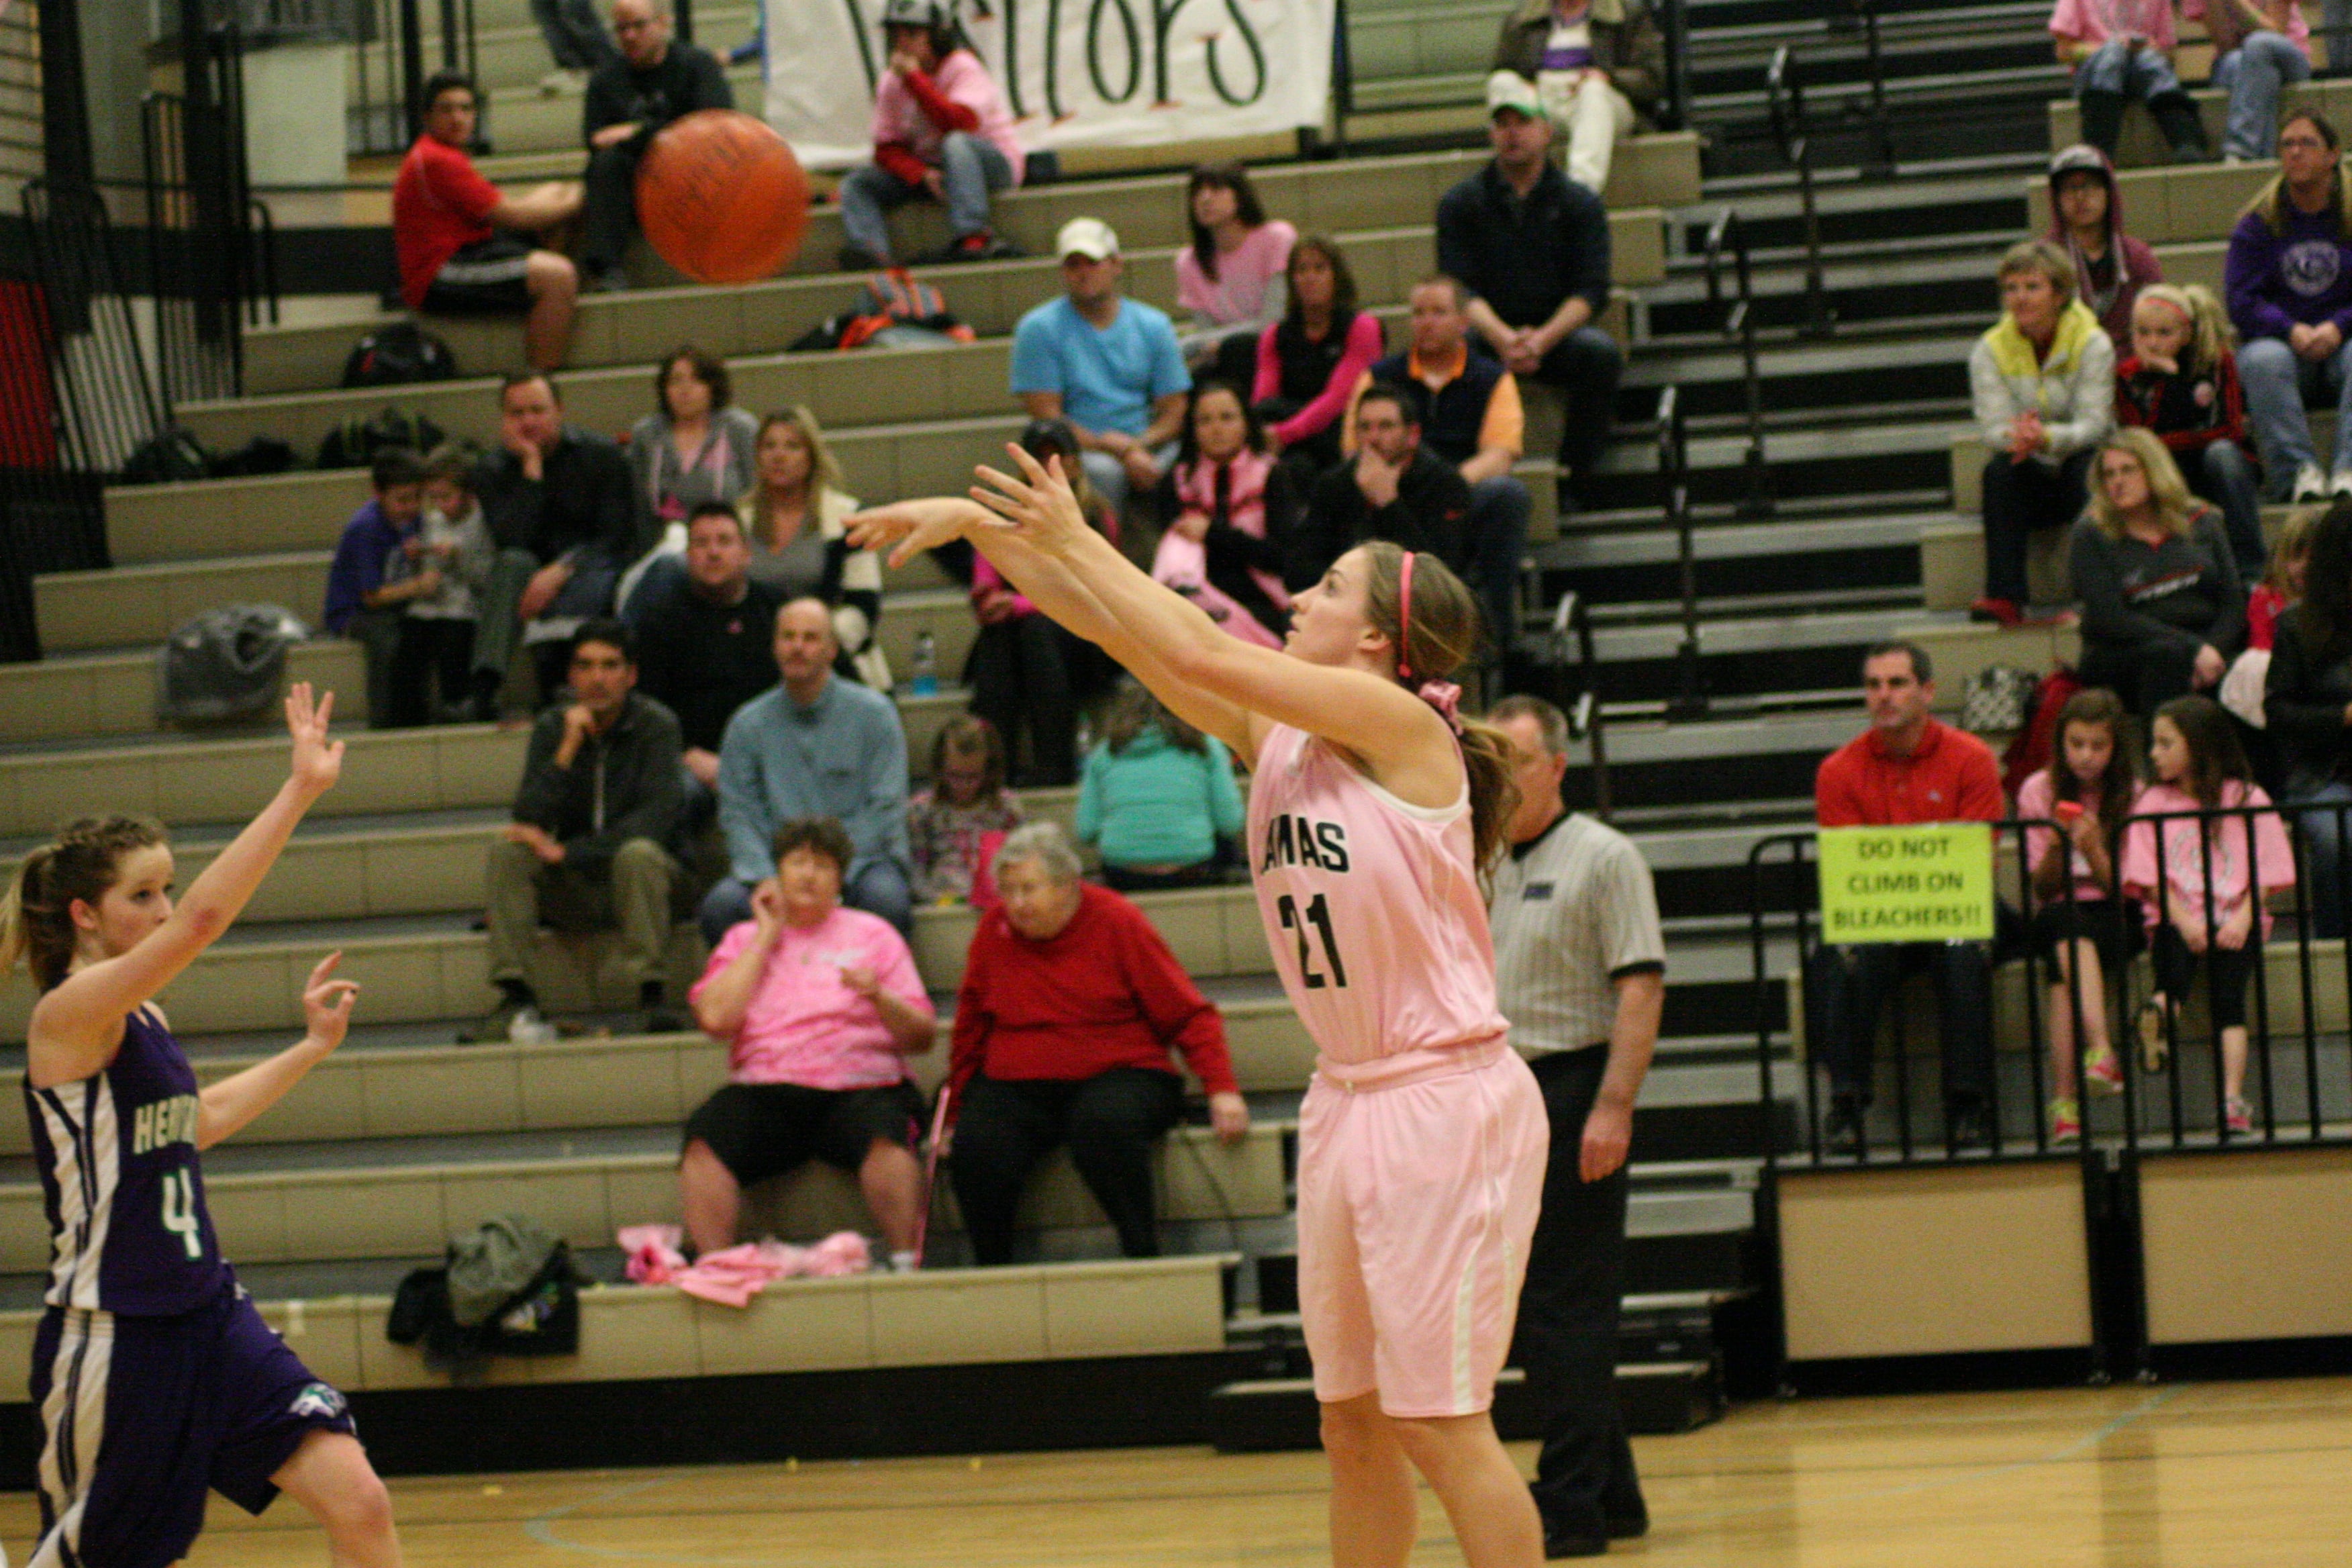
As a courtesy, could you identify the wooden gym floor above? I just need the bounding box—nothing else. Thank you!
[17,1377,2352,1565]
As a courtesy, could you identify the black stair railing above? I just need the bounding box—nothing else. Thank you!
[1548,589,1612,820]
[1702,208,1773,520]
[1764,46,1836,340]
[1655,386,1708,721]
[1825,0,1897,177]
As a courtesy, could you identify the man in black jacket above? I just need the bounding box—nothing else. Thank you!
[580,0,735,290]
[1291,383,1473,588]
[473,372,641,712]
[635,503,781,810]
[1436,73,1622,514]
[471,619,687,1043]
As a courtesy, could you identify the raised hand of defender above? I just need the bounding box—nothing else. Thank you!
[301,951,360,1053]
[844,496,995,570]
[972,445,1091,552]
[285,683,344,797]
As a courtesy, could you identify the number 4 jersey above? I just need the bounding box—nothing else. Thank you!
[1246,724,1510,1068]
[24,1006,227,1313]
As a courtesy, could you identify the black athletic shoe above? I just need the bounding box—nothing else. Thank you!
[1824,1095,1865,1157]
[1544,1531,1608,1559]
[640,1003,690,1036]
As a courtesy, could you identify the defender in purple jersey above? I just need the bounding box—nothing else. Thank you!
[0,685,403,1567]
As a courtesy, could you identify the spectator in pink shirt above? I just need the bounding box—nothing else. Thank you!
[837,0,1024,268]
[2050,0,2213,160]
[1175,163,1297,387]
[679,817,938,1269]
[1254,235,1388,480]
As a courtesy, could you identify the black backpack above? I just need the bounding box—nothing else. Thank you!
[341,320,458,388]
[119,427,212,485]
[317,407,446,470]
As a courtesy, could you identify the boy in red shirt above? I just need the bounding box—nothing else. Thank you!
[391,70,583,372]
[1809,641,2006,1156]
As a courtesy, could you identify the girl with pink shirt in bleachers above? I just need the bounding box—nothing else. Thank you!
[2121,695,2296,1134]
[2016,687,2141,1143]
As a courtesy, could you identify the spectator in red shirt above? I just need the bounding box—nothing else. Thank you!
[1808,641,2006,1157]
[392,71,583,372]
[946,822,1249,1265]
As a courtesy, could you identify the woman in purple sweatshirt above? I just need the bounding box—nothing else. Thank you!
[2227,111,2352,503]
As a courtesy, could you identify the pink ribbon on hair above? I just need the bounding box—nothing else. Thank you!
[1418,679,1466,734]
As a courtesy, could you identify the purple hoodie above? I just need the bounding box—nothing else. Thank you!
[2225,193,2352,343]
[322,497,411,635]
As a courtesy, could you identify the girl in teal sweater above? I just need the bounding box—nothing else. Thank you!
[1077,679,1246,891]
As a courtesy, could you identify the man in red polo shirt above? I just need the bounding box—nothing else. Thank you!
[1810,640,2006,1155]
[392,70,583,372]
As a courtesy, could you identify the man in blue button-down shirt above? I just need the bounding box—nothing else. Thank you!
[702,598,913,942]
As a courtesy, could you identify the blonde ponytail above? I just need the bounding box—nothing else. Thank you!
[1,818,166,992]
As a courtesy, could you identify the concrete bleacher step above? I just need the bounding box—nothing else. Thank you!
[0,1119,1289,1275]
[0,723,526,837]
[1919,505,2298,612]
[0,876,1283,1039]
[201,279,1627,457]
[99,427,1581,576]
[0,1253,1235,1397]
[1951,426,2330,512]
[0,637,368,741]
[240,212,1663,396]
[2049,79,2352,169]
[33,548,951,654]
[2023,158,2277,246]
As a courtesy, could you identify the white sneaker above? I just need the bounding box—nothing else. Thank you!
[538,67,590,95]
[2293,462,2330,503]
[2332,469,2352,498]
[507,1005,556,1044]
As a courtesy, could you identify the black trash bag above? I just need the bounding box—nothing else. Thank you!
[342,321,459,387]
[121,427,213,485]
[154,603,308,726]
[318,407,446,470]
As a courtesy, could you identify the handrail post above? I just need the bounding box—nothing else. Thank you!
[1766,48,1836,340]
[1857,0,1896,177]
[1706,209,1774,520]
[1329,0,1353,157]
[1656,385,1707,720]
[1550,590,1612,820]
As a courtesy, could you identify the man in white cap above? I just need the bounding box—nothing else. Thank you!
[1009,216,1191,518]
[1435,72,1622,524]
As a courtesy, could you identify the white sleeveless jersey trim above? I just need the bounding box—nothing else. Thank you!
[1349,764,1470,825]
[32,1306,111,1567]
[33,1077,115,1312]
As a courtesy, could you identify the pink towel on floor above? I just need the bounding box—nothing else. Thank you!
[619,1225,871,1307]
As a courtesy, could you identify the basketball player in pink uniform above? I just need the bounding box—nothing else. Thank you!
[852,450,1551,1567]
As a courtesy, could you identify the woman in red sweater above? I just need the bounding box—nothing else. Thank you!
[946,821,1249,1263]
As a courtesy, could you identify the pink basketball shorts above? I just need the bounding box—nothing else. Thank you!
[1295,1038,1548,1418]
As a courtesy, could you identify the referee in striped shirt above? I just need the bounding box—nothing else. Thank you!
[1489,695,1665,1559]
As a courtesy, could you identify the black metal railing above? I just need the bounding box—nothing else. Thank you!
[1763,46,1836,340]
[1701,208,1773,521]
[1654,385,1706,720]
[1826,0,1896,177]
[1547,589,1612,820]
[348,0,480,157]
[1750,800,2352,1171]
[144,76,279,409]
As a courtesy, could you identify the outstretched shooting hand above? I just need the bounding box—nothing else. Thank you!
[300,951,360,1053]
[845,496,995,570]
[972,446,1093,553]
[285,683,344,798]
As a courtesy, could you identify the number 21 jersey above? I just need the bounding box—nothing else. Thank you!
[1246,724,1510,1067]
[24,1006,227,1313]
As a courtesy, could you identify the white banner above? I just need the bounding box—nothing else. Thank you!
[763,0,1334,170]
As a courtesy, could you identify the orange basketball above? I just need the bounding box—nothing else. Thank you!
[634,109,810,285]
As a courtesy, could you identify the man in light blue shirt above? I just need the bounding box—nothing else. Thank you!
[702,597,913,940]
[1009,216,1191,516]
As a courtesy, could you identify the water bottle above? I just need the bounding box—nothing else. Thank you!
[910,629,939,697]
